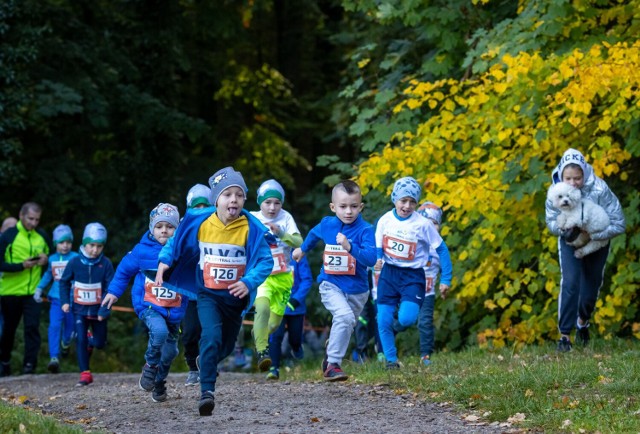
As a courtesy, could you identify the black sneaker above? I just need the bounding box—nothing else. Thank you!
[556,336,572,352]
[47,357,60,373]
[385,361,401,370]
[139,363,157,391]
[576,326,590,346]
[199,391,215,416]
[22,363,35,375]
[321,357,328,373]
[256,349,272,372]
[152,380,167,402]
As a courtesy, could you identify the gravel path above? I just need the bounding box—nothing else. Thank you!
[0,372,516,433]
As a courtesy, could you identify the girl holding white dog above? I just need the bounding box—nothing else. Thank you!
[545,148,625,352]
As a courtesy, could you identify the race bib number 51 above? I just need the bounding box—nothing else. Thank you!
[323,244,356,275]
[203,255,246,290]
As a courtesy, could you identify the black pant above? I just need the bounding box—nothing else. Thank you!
[181,300,201,371]
[0,295,42,369]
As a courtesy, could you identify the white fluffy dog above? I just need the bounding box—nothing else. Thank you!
[547,182,610,258]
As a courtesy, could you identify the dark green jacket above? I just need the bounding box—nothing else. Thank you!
[0,221,51,296]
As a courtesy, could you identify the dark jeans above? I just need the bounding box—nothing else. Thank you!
[418,295,435,356]
[0,295,41,369]
[74,315,107,372]
[269,314,305,369]
[558,238,609,335]
[182,300,201,371]
[197,291,246,393]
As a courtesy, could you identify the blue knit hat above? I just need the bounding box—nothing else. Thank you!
[53,224,73,244]
[417,202,443,225]
[391,176,421,204]
[208,167,248,205]
[149,203,180,232]
[186,184,212,208]
[82,222,107,245]
[257,179,285,205]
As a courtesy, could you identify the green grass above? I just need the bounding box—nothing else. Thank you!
[285,338,640,433]
[0,401,86,434]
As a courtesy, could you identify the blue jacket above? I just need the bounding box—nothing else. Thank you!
[37,251,79,300]
[107,231,188,324]
[158,208,272,310]
[300,215,376,294]
[59,248,115,317]
[285,255,313,315]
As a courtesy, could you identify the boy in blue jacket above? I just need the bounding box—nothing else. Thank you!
[293,180,376,382]
[155,167,272,416]
[102,203,184,403]
[34,224,78,373]
[60,223,114,387]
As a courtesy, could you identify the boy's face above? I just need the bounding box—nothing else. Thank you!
[152,222,176,246]
[395,197,417,219]
[260,198,282,219]
[330,189,364,224]
[562,166,584,189]
[56,240,72,255]
[84,242,104,259]
[216,186,246,224]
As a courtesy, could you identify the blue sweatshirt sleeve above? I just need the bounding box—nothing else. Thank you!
[300,222,323,253]
[349,226,377,268]
[59,259,75,305]
[107,248,140,298]
[435,242,452,286]
[158,236,175,266]
[291,257,313,304]
[240,232,273,292]
[37,259,54,290]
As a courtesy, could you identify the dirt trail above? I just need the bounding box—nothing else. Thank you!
[1,372,514,433]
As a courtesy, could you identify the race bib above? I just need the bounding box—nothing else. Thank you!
[382,234,417,261]
[270,246,288,275]
[323,244,356,275]
[425,276,435,296]
[203,255,246,290]
[51,260,69,281]
[73,282,102,305]
[143,277,181,308]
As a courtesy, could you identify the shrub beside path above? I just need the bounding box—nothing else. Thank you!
[1,372,516,433]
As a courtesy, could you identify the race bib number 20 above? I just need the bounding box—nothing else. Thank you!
[382,234,417,261]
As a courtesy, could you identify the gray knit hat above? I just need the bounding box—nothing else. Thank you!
[186,184,212,209]
[208,167,248,205]
[53,224,73,244]
[149,203,180,232]
[82,222,107,245]
[391,176,421,204]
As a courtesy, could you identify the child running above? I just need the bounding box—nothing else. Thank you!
[374,177,452,369]
[293,180,376,381]
[155,167,272,416]
[250,179,303,371]
[416,202,449,366]
[34,224,78,373]
[60,223,114,386]
[101,203,185,402]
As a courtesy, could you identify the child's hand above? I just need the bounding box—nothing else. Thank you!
[155,263,169,286]
[336,232,351,252]
[228,281,249,298]
[439,283,450,300]
[292,248,305,262]
[102,293,118,309]
[374,259,384,271]
[33,288,43,303]
[61,303,70,313]
[266,222,283,237]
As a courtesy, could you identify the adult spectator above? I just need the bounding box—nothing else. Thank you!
[0,216,18,340]
[0,203,51,376]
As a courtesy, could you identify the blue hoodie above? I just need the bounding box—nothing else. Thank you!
[37,251,79,300]
[284,255,313,315]
[59,248,115,317]
[158,207,272,310]
[107,231,189,324]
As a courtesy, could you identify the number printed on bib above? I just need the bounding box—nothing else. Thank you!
[51,260,68,281]
[143,277,181,307]
[382,234,417,261]
[270,246,288,275]
[203,255,247,290]
[323,244,356,275]
[73,282,102,305]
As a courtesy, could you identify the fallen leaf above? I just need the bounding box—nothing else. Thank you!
[76,404,87,410]
[310,417,320,423]
[19,424,26,433]
[525,389,534,397]
[507,412,526,423]
[562,419,572,427]
[464,414,480,422]
[17,396,29,404]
